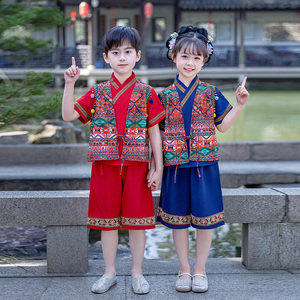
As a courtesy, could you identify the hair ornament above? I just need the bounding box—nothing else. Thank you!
[168,32,178,50]
[207,43,214,55]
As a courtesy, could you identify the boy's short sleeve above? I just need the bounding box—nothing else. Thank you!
[158,93,166,131]
[214,88,232,125]
[74,87,95,124]
[147,88,165,128]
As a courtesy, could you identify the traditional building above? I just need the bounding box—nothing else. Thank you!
[2,0,300,86]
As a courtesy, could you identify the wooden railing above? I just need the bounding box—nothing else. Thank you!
[1,45,300,69]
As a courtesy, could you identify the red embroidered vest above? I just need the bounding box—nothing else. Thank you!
[87,80,151,162]
[160,81,220,166]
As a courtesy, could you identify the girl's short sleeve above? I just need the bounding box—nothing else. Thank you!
[214,88,232,125]
[74,87,95,124]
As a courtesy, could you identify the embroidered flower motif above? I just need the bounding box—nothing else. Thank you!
[168,32,178,50]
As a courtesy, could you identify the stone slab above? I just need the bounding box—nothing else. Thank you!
[219,142,251,161]
[0,189,291,226]
[0,131,28,145]
[0,259,299,300]
[1,161,300,190]
[1,142,300,166]
[242,223,300,269]
[251,141,300,161]
[0,144,88,165]
[271,187,300,222]
[47,226,89,273]
[222,188,286,223]
[0,258,288,278]
[0,191,89,226]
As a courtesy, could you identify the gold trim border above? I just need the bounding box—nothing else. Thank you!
[157,207,225,227]
[88,215,155,228]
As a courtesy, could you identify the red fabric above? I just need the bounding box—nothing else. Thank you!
[87,162,155,231]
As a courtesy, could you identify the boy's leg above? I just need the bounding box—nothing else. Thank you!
[92,229,118,293]
[101,230,118,276]
[129,229,150,294]
[193,228,212,274]
[173,228,191,277]
[129,229,146,277]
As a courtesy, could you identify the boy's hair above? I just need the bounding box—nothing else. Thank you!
[102,26,141,55]
[166,25,214,63]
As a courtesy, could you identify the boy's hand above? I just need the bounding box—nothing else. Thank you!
[64,57,80,84]
[236,77,249,105]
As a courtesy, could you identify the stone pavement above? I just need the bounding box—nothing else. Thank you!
[0,258,299,300]
[1,160,300,190]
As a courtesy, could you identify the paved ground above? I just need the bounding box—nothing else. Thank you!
[0,258,299,300]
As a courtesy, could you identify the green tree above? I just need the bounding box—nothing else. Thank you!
[0,0,69,129]
[0,0,68,56]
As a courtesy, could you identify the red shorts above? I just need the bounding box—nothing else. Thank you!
[87,162,155,231]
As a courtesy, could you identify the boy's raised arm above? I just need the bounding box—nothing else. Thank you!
[62,57,81,121]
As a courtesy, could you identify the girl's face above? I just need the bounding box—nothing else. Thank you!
[172,46,205,85]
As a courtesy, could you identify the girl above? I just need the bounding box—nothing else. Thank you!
[156,26,249,293]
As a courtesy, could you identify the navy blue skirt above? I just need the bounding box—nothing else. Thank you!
[157,163,225,229]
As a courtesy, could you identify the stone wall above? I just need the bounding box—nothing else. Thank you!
[0,141,299,165]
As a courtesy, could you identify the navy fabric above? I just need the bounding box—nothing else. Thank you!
[157,163,225,230]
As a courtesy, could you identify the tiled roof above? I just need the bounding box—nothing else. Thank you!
[178,0,300,10]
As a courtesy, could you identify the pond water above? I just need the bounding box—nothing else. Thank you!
[105,223,242,259]
[216,90,300,142]
[145,224,242,259]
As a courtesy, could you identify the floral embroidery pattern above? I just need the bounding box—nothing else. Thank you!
[88,216,155,228]
[88,217,121,228]
[157,207,224,227]
[121,216,155,227]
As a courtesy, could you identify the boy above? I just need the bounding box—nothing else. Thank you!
[62,26,165,294]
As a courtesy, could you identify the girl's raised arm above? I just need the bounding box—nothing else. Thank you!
[216,77,249,133]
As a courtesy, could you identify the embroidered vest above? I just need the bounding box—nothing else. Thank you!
[87,80,151,162]
[160,82,220,166]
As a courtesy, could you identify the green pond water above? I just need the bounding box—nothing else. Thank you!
[216,90,300,142]
[144,224,242,259]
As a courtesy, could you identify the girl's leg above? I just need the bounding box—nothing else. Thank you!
[101,229,118,276]
[193,228,213,274]
[129,229,146,277]
[173,228,191,277]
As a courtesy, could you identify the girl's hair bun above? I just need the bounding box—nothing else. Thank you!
[177,26,209,42]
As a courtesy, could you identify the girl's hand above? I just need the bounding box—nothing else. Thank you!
[64,57,80,84]
[147,169,163,192]
[236,77,249,105]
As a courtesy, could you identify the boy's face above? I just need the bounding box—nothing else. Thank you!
[103,41,141,81]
